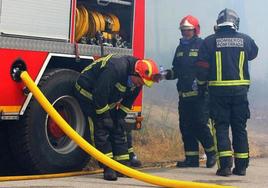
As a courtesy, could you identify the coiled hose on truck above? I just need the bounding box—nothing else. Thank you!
[75,5,120,42]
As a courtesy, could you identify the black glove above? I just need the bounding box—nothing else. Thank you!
[165,69,173,80]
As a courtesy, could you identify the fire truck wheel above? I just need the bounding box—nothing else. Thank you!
[9,69,91,174]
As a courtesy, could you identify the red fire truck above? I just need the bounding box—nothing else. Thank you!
[0,0,144,175]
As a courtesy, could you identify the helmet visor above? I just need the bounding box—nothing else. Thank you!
[143,78,154,88]
[180,26,195,31]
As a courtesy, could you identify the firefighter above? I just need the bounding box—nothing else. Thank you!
[162,15,216,168]
[74,54,160,181]
[196,9,258,176]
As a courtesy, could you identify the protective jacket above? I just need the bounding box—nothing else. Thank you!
[169,36,203,98]
[196,28,258,96]
[76,54,141,117]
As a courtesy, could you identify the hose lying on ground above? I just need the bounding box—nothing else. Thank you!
[19,71,234,188]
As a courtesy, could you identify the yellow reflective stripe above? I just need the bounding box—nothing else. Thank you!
[216,51,222,81]
[239,51,245,80]
[128,147,134,153]
[81,54,113,73]
[101,54,113,68]
[115,83,126,93]
[113,154,130,161]
[179,91,198,98]
[143,60,153,77]
[105,152,113,158]
[207,118,213,136]
[234,152,249,159]
[197,79,206,85]
[205,146,215,153]
[96,104,110,114]
[185,151,199,156]
[189,51,198,56]
[75,83,93,100]
[209,80,250,86]
[109,103,116,110]
[211,120,220,167]
[211,51,249,87]
[120,104,131,113]
[177,52,183,57]
[211,120,221,167]
[218,151,233,158]
[88,117,95,147]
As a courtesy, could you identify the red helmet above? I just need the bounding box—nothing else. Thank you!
[180,15,200,35]
[135,59,159,87]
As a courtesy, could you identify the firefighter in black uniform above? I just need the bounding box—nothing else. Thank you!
[74,54,159,181]
[163,15,216,168]
[196,9,258,176]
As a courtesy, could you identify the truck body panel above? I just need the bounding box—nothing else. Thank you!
[0,0,145,174]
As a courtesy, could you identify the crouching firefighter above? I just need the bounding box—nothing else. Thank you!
[74,54,160,181]
[162,15,216,168]
[196,9,258,176]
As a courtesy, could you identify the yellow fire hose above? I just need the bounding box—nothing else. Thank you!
[75,6,90,42]
[18,71,233,188]
[0,170,102,182]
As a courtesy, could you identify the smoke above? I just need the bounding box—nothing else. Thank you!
[144,0,268,134]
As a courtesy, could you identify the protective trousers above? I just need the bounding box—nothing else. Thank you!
[178,95,215,161]
[74,88,129,166]
[210,94,250,170]
[126,130,136,158]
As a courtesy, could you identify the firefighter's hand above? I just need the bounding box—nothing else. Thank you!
[164,69,173,80]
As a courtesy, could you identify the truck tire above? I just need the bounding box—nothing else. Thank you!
[9,69,91,174]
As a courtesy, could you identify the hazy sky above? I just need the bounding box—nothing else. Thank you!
[144,0,268,109]
[145,0,267,81]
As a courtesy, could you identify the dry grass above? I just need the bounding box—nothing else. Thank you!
[85,102,267,169]
[131,103,267,165]
[133,102,184,163]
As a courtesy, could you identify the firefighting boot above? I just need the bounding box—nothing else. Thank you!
[103,167,117,181]
[216,157,232,177]
[129,152,142,167]
[116,160,130,177]
[176,156,199,168]
[232,158,248,176]
[216,168,232,176]
[206,152,217,168]
[232,168,246,176]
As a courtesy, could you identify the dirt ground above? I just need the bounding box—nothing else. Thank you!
[86,103,268,169]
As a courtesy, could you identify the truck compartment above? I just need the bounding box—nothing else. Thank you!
[76,0,134,48]
[0,0,134,49]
